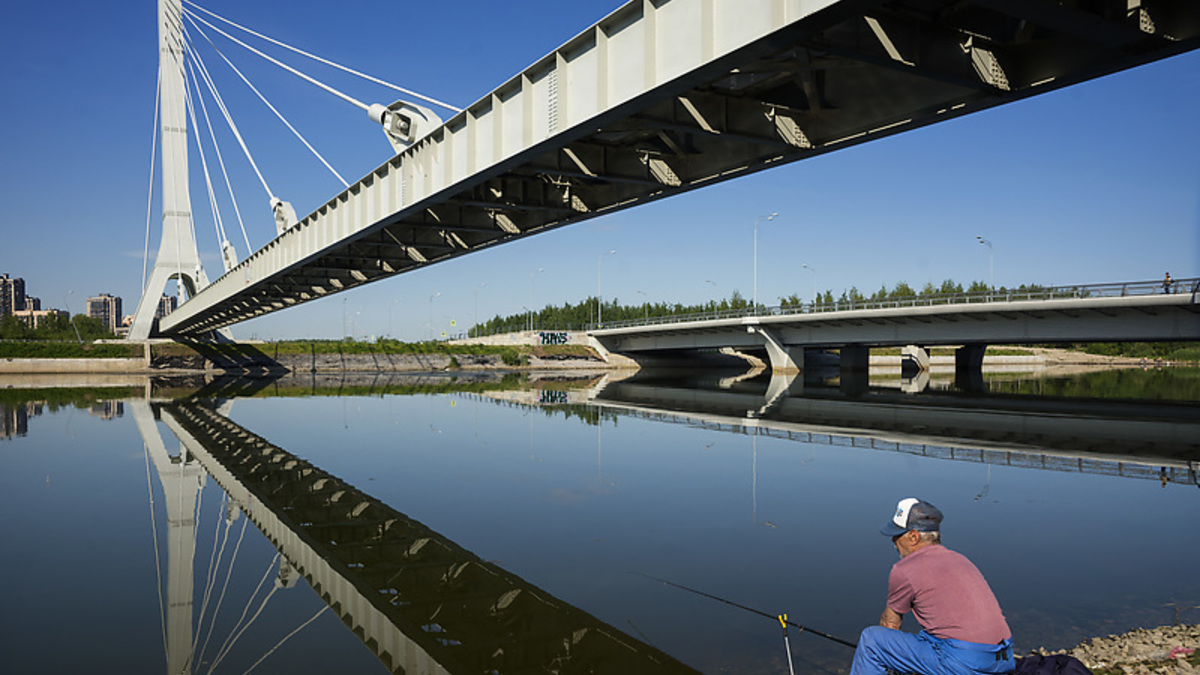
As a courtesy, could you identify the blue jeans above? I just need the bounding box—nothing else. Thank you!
[850,627,1015,675]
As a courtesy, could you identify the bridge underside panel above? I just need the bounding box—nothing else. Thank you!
[160,0,1200,335]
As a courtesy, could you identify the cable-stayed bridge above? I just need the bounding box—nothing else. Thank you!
[137,0,1200,338]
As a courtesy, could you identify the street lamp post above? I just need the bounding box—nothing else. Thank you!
[428,292,440,341]
[802,264,817,307]
[529,268,544,333]
[473,282,486,337]
[636,290,648,321]
[976,236,994,291]
[63,291,82,343]
[342,297,348,338]
[597,250,616,326]
[753,212,778,314]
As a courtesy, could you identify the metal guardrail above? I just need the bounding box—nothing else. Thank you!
[591,277,1198,331]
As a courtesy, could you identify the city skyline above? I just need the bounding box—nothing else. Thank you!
[2,0,1197,342]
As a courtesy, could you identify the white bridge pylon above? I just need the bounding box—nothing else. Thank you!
[152,0,1200,337]
[129,0,213,341]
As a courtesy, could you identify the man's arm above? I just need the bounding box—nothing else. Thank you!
[879,607,903,630]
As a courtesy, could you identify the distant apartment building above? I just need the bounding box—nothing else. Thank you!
[24,296,40,311]
[157,293,177,319]
[11,308,67,330]
[88,401,125,420]
[1,401,43,441]
[87,293,123,334]
[1,273,27,318]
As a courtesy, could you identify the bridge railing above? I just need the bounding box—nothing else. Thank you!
[591,277,1197,330]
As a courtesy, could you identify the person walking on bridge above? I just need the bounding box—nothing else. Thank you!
[1163,273,1173,294]
[850,498,1014,675]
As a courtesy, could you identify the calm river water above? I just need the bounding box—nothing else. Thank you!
[1,366,1198,675]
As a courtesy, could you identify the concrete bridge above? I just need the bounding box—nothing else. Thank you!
[589,278,1200,375]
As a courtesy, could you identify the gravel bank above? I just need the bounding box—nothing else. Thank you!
[1039,624,1200,674]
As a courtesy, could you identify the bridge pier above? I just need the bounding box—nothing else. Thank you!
[902,345,931,374]
[839,345,869,373]
[955,344,987,393]
[838,345,870,397]
[747,326,804,374]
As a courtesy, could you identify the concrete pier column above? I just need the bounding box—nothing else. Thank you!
[955,343,987,393]
[765,371,802,401]
[901,345,930,374]
[901,370,931,394]
[748,326,804,373]
[839,345,870,397]
[839,345,869,373]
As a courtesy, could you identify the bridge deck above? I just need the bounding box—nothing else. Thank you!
[591,280,1200,354]
[160,0,1200,335]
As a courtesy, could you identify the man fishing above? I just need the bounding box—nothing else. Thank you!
[850,498,1014,675]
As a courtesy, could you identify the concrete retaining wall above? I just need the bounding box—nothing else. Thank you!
[0,358,148,374]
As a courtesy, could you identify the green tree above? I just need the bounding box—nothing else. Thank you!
[0,315,32,340]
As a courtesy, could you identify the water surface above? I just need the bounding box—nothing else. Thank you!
[1,368,1197,674]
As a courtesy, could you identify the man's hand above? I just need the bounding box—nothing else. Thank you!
[879,607,903,630]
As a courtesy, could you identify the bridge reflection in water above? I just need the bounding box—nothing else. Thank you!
[134,397,698,675]
[129,370,1198,673]
[580,373,1200,488]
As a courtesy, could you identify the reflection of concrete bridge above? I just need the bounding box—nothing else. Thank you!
[137,399,698,674]
[138,0,1200,337]
[590,279,1200,375]
[587,379,1200,487]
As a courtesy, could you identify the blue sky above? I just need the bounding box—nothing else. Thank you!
[1,0,1197,341]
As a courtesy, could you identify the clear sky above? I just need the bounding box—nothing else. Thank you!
[2,0,1197,341]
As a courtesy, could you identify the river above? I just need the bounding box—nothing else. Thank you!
[1,366,1197,674]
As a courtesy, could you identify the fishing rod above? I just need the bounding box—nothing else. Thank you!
[631,571,858,649]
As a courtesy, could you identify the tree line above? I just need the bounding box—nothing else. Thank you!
[0,313,115,341]
[470,279,1053,335]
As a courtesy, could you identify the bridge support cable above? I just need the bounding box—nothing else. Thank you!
[195,503,253,670]
[182,25,278,206]
[237,604,330,675]
[182,65,237,271]
[184,9,371,114]
[191,491,232,659]
[142,434,169,663]
[186,56,253,257]
[142,65,162,295]
[182,0,461,114]
[183,6,444,154]
[204,552,281,675]
[205,580,280,674]
[185,15,350,190]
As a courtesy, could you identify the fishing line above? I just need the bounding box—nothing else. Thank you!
[631,571,857,649]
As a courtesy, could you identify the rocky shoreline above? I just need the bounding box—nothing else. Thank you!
[1041,624,1199,674]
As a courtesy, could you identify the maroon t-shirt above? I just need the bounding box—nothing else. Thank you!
[886,544,1011,644]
